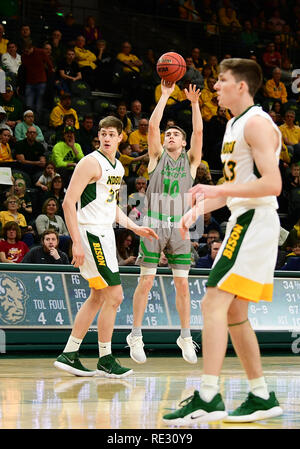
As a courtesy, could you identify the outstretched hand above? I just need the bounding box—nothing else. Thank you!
[184,83,201,103]
[134,226,159,241]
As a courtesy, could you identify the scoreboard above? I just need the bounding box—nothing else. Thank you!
[0,265,300,331]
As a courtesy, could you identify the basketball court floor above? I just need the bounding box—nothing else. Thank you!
[0,355,299,429]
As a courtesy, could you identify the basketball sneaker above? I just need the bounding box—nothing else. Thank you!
[54,351,97,377]
[163,390,227,426]
[223,391,283,422]
[176,336,198,364]
[126,332,146,364]
[97,354,133,378]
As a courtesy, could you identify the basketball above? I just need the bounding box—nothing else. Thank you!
[156,52,186,83]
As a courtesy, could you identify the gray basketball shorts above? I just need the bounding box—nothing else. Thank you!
[136,226,191,270]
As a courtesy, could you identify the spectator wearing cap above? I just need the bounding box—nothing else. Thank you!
[0,84,23,130]
[21,41,54,116]
[14,110,44,142]
[1,41,21,75]
[77,114,97,155]
[14,126,46,176]
[59,13,83,47]
[49,93,79,129]
[54,113,79,144]
[0,106,13,136]
[51,125,84,185]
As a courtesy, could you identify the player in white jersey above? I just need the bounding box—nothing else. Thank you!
[163,58,283,425]
[54,116,158,378]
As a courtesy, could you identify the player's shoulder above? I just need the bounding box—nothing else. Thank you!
[245,108,274,130]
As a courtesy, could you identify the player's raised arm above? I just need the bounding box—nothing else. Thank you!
[148,80,175,161]
[185,84,203,169]
[62,157,101,266]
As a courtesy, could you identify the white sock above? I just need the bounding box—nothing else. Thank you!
[63,335,82,353]
[199,374,219,402]
[180,328,191,339]
[99,341,111,358]
[249,377,269,400]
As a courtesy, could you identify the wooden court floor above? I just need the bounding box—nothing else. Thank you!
[0,355,299,429]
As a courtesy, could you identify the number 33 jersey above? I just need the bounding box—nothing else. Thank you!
[77,150,124,226]
[221,105,281,211]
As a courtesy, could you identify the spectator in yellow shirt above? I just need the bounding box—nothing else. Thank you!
[264,67,288,104]
[128,118,149,155]
[49,93,80,129]
[219,4,241,30]
[118,142,148,179]
[0,24,8,56]
[0,129,14,162]
[74,35,98,89]
[117,41,143,74]
[279,110,300,163]
[0,195,27,229]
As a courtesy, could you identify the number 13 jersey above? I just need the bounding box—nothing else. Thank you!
[221,105,281,212]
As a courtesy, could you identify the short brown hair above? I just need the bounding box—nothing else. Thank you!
[41,229,59,243]
[219,58,263,97]
[99,115,123,135]
[165,125,187,141]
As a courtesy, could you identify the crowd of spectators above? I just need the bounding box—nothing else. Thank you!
[0,0,300,269]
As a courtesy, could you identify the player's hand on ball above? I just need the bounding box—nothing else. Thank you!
[134,227,159,241]
[161,79,175,94]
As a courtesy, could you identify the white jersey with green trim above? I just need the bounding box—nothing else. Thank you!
[221,105,281,211]
[77,150,124,226]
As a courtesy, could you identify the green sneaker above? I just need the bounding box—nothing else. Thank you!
[163,390,227,426]
[223,392,283,422]
[97,354,133,378]
[54,351,97,377]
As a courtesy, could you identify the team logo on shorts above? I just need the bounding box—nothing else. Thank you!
[0,275,28,324]
[223,223,243,260]
[92,242,106,267]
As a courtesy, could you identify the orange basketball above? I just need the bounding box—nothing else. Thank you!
[156,52,186,83]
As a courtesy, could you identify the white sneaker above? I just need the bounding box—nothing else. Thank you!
[176,336,198,364]
[126,333,147,364]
